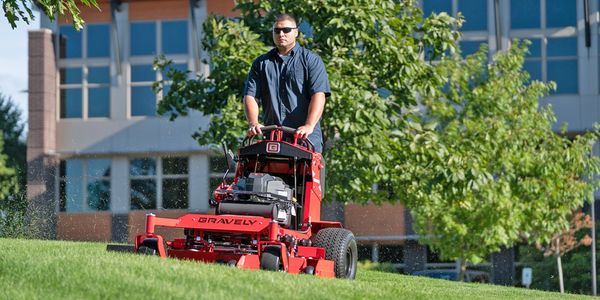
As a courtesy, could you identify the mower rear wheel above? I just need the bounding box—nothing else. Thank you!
[313,228,358,279]
[260,245,281,271]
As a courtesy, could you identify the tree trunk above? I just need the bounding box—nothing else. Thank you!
[556,238,564,293]
[458,257,467,282]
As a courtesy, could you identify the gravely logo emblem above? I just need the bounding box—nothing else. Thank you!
[198,217,257,226]
[266,142,280,153]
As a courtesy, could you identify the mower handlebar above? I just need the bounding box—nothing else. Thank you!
[243,125,315,151]
[260,125,296,135]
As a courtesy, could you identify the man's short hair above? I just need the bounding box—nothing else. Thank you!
[274,14,297,26]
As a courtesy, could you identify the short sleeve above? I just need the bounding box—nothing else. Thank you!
[308,54,331,97]
[244,59,261,98]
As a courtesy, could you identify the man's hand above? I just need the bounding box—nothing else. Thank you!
[296,124,314,139]
[247,123,263,137]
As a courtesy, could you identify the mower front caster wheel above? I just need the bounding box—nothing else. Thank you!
[260,245,281,271]
[137,238,168,256]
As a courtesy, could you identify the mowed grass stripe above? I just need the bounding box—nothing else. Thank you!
[0,238,591,299]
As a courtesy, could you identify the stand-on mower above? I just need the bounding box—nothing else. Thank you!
[133,126,357,278]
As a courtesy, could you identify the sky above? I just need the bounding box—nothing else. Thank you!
[0,12,40,133]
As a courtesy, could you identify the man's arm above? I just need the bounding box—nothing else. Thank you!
[296,92,326,139]
[244,95,263,137]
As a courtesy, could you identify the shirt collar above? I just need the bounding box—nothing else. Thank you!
[270,43,300,58]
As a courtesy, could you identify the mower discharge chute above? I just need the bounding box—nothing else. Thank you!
[134,126,358,279]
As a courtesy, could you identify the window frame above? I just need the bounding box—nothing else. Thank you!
[59,158,112,212]
[421,0,491,57]
[57,23,112,120]
[509,0,579,95]
[129,156,190,210]
[128,19,190,118]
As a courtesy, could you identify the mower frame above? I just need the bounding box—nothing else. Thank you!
[134,126,357,278]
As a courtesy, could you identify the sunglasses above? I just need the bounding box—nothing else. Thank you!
[273,27,297,34]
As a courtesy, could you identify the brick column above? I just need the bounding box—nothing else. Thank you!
[27,29,58,239]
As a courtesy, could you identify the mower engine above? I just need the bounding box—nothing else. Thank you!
[217,173,296,227]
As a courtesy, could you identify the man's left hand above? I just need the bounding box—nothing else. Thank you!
[296,125,314,139]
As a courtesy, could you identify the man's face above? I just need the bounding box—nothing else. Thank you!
[272,19,298,49]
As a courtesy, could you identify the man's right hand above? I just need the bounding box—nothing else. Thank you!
[247,123,263,137]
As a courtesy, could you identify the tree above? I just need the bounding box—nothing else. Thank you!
[154,0,461,203]
[0,134,17,204]
[392,42,600,281]
[0,94,26,238]
[3,0,98,30]
[153,0,600,282]
[0,93,26,189]
[536,211,593,293]
[519,222,599,294]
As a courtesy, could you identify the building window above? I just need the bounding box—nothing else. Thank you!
[547,37,578,94]
[87,24,111,58]
[209,156,234,199]
[59,159,111,212]
[510,0,540,29]
[58,23,111,119]
[59,26,82,59]
[509,0,578,95]
[523,38,542,82]
[422,0,489,56]
[129,63,188,117]
[59,24,111,59]
[130,22,157,56]
[59,66,111,119]
[128,20,189,118]
[130,20,188,57]
[130,157,189,210]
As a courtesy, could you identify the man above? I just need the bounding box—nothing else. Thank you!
[243,14,330,153]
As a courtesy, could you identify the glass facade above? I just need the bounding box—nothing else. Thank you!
[130,157,189,210]
[131,20,188,56]
[510,0,540,29]
[87,24,111,58]
[162,21,189,54]
[423,0,489,59]
[509,0,578,94]
[59,159,111,212]
[130,64,157,116]
[58,23,111,119]
[59,26,82,59]
[130,22,157,56]
[458,0,487,31]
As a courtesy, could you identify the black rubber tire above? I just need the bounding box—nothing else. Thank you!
[260,245,281,271]
[313,228,358,279]
[137,238,168,256]
[304,265,315,275]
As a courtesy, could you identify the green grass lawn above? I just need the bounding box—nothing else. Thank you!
[0,238,592,299]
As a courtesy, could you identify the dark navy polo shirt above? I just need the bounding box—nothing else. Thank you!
[244,43,331,152]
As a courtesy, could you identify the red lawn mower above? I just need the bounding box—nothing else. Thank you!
[134,126,357,278]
